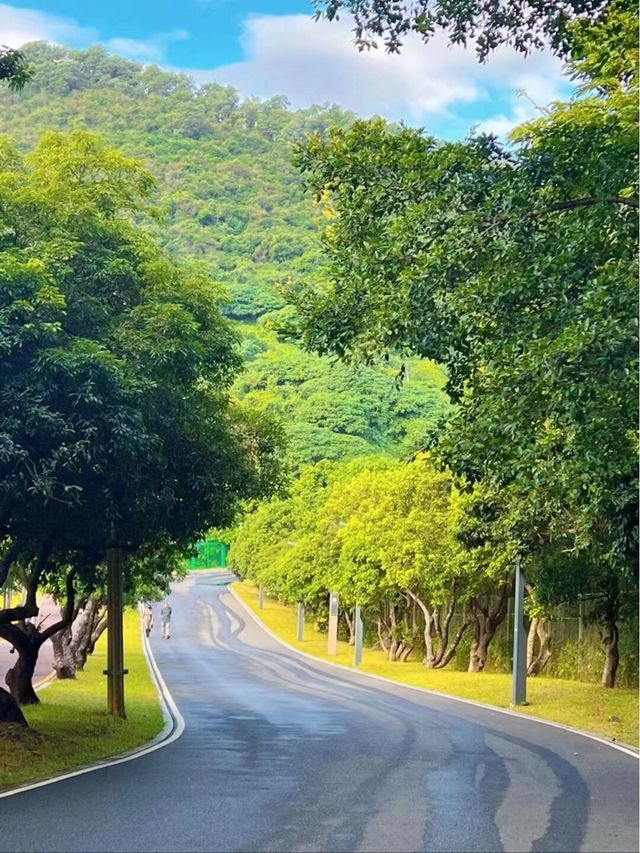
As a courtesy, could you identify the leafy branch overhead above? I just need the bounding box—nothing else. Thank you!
[314,0,628,59]
[0,47,33,90]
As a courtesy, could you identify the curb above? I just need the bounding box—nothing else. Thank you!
[229,584,639,760]
[34,671,56,691]
[0,610,185,799]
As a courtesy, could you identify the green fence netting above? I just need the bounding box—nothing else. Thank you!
[187,539,229,570]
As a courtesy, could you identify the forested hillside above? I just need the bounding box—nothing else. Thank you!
[0,42,450,467]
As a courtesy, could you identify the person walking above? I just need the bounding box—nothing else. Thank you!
[143,604,154,638]
[160,601,172,639]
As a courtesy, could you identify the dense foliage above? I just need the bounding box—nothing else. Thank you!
[0,47,32,90]
[288,3,638,685]
[236,324,450,468]
[0,42,350,322]
[0,131,283,703]
[0,43,450,472]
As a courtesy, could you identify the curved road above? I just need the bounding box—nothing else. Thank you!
[2,571,638,853]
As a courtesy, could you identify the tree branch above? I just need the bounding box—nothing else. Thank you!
[0,541,20,589]
[535,196,639,213]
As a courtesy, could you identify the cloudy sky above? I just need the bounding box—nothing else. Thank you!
[0,0,570,138]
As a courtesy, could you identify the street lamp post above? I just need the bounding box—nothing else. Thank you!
[512,562,527,705]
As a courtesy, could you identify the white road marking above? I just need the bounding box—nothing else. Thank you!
[0,609,185,799]
[228,585,639,760]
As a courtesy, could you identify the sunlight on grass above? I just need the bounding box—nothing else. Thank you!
[0,609,164,790]
[234,581,639,747]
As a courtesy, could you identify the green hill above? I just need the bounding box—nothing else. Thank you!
[0,42,451,468]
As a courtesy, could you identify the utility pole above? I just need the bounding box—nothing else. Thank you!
[512,562,527,705]
[328,592,339,655]
[105,537,127,719]
[354,604,363,666]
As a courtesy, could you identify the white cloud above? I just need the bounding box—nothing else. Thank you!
[0,4,188,65]
[105,30,190,64]
[0,4,569,136]
[477,70,567,136]
[186,13,569,129]
[0,2,96,47]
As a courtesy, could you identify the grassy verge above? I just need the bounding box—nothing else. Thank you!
[0,609,164,790]
[234,581,639,747]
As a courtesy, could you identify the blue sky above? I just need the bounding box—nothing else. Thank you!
[1,1,570,139]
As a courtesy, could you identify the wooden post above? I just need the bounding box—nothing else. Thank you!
[328,592,339,655]
[259,586,265,609]
[105,543,127,719]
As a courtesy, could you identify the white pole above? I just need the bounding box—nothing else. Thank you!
[354,604,363,666]
[297,603,304,641]
[328,592,339,655]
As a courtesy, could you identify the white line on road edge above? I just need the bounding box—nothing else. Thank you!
[0,610,185,800]
[34,671,56,691]
[228,584,639,760]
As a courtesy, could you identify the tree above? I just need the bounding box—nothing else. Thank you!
[0,47,32,90]
[313,0,629,59]
[0,131,284,703]
[294,7,638,684]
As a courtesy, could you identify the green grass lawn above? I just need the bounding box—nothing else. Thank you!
[0,609,164,790]
[234,581,639,748]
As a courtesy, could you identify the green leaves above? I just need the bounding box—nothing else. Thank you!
[294,8,638,615]
[0,130,285,605]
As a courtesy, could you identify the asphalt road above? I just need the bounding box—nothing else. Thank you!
[2,571,638,853]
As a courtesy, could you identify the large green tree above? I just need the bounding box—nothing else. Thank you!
[0,131,284,704]
[294,6,638,685]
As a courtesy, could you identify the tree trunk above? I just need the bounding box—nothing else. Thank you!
[71,597,107,670]
[433,618,470,669]
[526,617,538,670]
[6,642,39,705]
[467,585,510,673]
[468,633,492,673]
[376,617,391,652]
[2,568,77,704]
[527,619,552,676]
[343,611,355,645]
[51,625,77,679]
[0,686,27,726]
[404,590,435,667]
[80,615,107,668]
[388,603,398,662]
[400,643,414,662]
[601,620,619,688]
